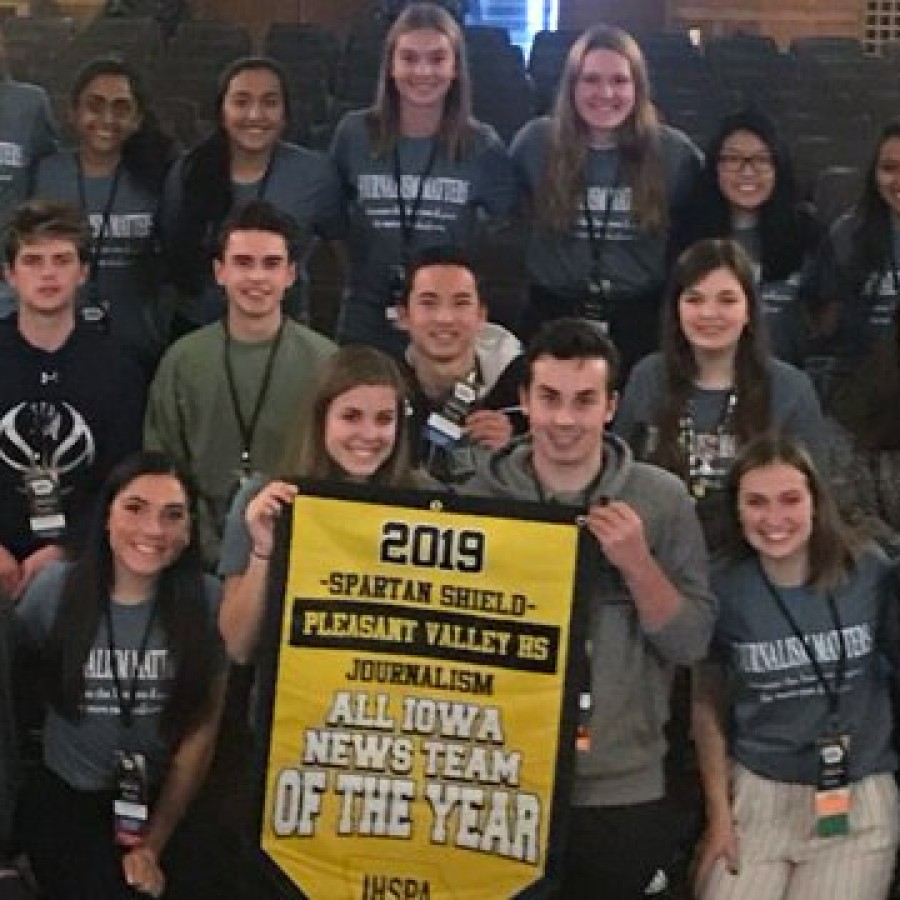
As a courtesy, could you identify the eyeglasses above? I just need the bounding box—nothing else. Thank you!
[717,153,774,174]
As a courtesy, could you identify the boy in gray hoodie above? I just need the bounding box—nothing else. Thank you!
[467,318,715,899]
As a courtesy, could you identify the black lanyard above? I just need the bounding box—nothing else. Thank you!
[222,321,285,476]
[576,636,594,750]
[756,559,846,728]
[105,597,158,729]
[679,390,738,494]
[393,141,439,254]
[533,462,608,745]
[77,156,123,285]
[583,165,620,273]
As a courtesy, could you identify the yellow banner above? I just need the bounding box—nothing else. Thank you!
[258,490,582,899]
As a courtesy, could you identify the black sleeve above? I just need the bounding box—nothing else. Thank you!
[104,354,147,467]
[802,230,840,317]
[66,350,147,557]
[481,356,526,434]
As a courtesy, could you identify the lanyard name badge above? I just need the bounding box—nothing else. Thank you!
[576,638,593,752]
[223,321,285,489]
[25,402,66,539]
[77,159,123,333]
[582,172,619,333]
[108,598,158,847]
[757,562,850,837]
[425,366,480,449]
[678,391,738,500]
[532,477,605,755]
[388,141,439,322]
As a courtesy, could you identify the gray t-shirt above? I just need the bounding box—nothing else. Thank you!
[0,79,57,225]
[613,352,827,476]
[856,224,900,341]
[814,212,900,361]
[510,117,701,298]
[15,560,223,791]
[33,149,162,364]
[0,79,58,318]
[160,139,342,325]
[329,110,515,352]
[711,551,896,784]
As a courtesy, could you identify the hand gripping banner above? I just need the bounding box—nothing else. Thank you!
[253,482,590,899]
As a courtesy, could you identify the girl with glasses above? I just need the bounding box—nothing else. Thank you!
[678,109,820,366]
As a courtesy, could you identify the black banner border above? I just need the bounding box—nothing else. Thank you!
[250,480,592,899]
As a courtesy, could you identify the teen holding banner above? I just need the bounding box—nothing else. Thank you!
[692,433,898,899]
[218,345,424,663]
[467,318,715,899]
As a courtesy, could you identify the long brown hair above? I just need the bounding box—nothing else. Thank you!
[649,239,770,478]
[722,432,860,590]
[540,25,667,232]
[367,2,473,160]
[47,452,216,744]
[280,346,415,486]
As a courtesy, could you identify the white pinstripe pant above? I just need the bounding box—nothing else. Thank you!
[700,764,899,900]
